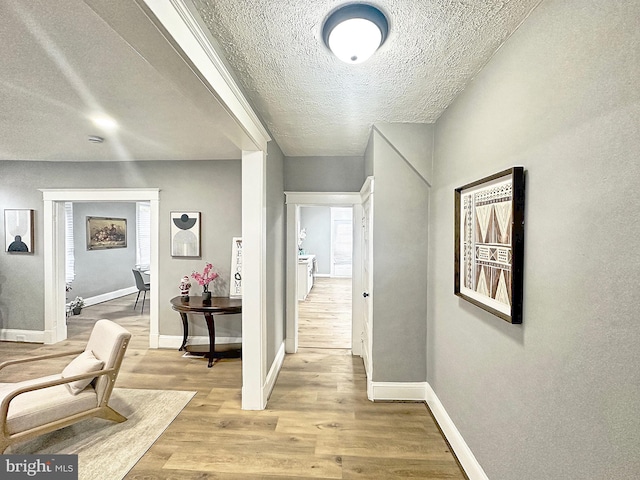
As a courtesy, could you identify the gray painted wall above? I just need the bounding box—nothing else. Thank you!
[300,206,331,275]
[0,160,242,340]
[285,156,365,192]
[374,123,434,184]
[71,202,137,300]
[0,166,41,333]
[266,140,286,366]
[429,1,640,478]
[367,127,432,383]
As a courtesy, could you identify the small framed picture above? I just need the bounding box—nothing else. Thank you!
[171,212,201,257]
[5,209,35,254]
[87,217,127,250]
[454,167,526,324]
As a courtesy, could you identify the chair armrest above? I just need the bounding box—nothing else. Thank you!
[0,349,85,372]
[0,367,117,426]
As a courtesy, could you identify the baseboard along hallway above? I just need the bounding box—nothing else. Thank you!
[0,290,465,478]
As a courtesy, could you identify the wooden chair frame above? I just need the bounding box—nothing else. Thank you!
[0,333,130,453]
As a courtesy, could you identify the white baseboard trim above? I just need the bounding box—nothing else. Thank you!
[82,287,138,307]
[369,381,428,401]
[158,335,242,349]
[264,341,286,401]
[366,381,488,479]
[285,337,296,354]
[425,383,489,480]
[0,329,45,343]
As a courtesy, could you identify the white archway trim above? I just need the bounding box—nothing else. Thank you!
[137,0,270,411]
[41,189,160,346]
[140,0,270,151]
[284,192,363,354]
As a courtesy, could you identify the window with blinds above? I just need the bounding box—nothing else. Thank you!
[136,202,151,270]
[65,202,75,284]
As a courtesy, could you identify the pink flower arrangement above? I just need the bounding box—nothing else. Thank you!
[191,262,219,293]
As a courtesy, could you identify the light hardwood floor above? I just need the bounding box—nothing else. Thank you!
[0,289,466,479]
[298,277,352,349]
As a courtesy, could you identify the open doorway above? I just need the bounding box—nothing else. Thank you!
[42,189,160,346]
[284,192,363,355]
[64,200,152,337]
[297,206,353,349]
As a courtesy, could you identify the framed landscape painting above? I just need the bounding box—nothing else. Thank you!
[454,167,525,324]
[5,209,34,254]
[87,217,127,250]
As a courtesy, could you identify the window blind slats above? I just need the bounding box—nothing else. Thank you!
[136,202,151,269]
[65,202,75,284]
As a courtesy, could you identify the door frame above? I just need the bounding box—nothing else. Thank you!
[41,188,160,346]
[284,192,363,354]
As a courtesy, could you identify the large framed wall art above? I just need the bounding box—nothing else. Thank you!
[454,167,525,324]
[5,209,35,254]
[87,216,127,250]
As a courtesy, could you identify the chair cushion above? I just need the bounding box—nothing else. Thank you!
[0,377,98,434]
[61,350,104,395]
[85,320,131,403]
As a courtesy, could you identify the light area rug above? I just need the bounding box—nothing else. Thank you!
[7,388,196,480]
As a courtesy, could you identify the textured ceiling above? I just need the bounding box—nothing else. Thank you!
[192,0,542,156]
[0,0,246,161]
[1,0,542,162]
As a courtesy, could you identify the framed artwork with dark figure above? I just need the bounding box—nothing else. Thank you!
[171,212,201,257]
[87,217,127,250]
[4,209,34,254]
[454,167,526,324]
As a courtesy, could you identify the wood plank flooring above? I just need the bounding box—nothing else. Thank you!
[0,289,466,479]
[298,277,352,349]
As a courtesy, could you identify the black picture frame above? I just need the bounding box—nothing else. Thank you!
[454,167,525,324]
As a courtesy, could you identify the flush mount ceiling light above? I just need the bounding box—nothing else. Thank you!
[322,3,389,64]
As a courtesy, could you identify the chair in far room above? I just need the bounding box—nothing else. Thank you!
[132,269,150,314]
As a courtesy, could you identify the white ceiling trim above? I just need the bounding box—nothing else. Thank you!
[139,0,270,151]
[284,192,362,206]
[40,188,160,202]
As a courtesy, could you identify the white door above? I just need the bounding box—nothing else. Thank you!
[360,178,374,392]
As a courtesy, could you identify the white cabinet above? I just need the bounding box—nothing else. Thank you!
[297,255,316,301]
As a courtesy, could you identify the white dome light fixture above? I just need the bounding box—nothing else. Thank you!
[322,3,389,64]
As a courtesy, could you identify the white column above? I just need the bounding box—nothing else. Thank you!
[42,199,66,344]
[241,150,267,410]
[148,196,161,348]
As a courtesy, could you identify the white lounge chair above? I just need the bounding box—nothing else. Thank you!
[0,319,131,453]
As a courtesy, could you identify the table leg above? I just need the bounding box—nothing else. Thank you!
[204,312,216,368]
[179,312,189,351]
